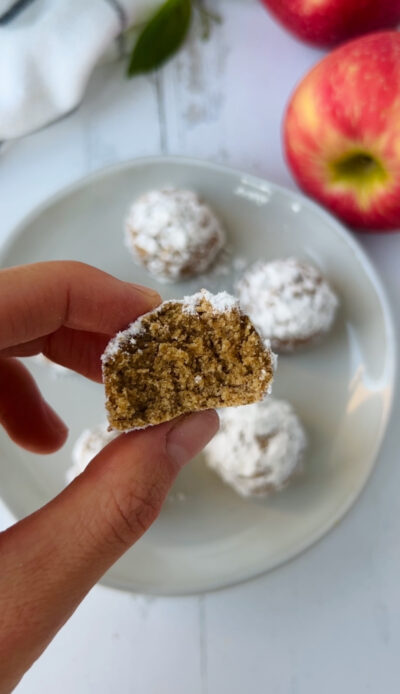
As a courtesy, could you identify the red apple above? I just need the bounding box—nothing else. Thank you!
[284,31,400,231]
[261,0,400,48]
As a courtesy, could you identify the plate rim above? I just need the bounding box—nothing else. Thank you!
[0,155,397,595]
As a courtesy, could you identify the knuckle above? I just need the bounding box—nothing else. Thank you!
[103,484,163,549]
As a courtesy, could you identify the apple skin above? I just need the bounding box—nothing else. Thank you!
[260,0,400,48]
[284,32,400,231]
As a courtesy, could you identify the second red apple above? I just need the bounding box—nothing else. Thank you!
[260,0,400,47]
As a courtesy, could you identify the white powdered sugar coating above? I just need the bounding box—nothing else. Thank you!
[181,288,238,315]
[125,188,225,282]
[66,423,119,483]
[102,289,241,364]
[205,399,307,498]
[237,257,339,352]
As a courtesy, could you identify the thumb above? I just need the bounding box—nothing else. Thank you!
[0,410,219,692]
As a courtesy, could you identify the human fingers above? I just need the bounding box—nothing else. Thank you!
[0,329,107,381]
[0,357,68,454]
[0,261,160,351]
[0,410,219,692]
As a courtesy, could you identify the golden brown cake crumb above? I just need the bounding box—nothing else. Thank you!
[102,290,275,430]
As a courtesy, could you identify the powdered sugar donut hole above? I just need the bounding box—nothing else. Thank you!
[66,422,119,484]
[124,188,226,282]
[237,257,339,352]
[205,398,307,498]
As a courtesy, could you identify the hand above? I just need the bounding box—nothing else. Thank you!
[0,261,219,693]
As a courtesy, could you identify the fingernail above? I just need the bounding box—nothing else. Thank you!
[166,410,219,468]
[132,284,161,308]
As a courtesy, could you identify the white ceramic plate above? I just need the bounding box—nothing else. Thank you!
[0,157,396,595]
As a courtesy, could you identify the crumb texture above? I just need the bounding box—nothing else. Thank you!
[205,398,307,497]
[102,290,274,430]
[237,257,338,352]
[125,188,225,282]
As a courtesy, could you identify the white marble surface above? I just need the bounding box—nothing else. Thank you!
[1,2,400,692]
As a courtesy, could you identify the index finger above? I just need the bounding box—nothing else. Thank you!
[0,261,161,350]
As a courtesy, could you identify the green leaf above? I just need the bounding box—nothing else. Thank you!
[127,0,192,78]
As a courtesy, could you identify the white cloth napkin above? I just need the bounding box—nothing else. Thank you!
[0,0,161,140]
